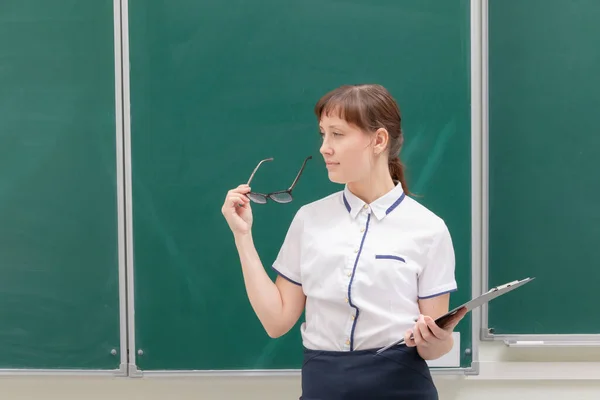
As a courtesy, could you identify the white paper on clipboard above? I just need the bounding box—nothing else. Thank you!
[376,277,536,354]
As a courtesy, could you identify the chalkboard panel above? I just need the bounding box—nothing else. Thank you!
[0,0,121,369]
[488,0,600,336]
[129,0,472,370]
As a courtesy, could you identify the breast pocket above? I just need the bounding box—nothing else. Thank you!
[373,251,417,306]
[373,253,418,291]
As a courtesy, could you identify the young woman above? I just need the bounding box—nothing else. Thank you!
[221,84,467,399]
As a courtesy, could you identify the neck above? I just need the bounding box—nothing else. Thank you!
[346,169,395,204]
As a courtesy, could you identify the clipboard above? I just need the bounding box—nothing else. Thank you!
[376,277,535,354]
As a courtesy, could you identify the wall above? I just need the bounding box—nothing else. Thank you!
[2,1,599,399]
[2,341,599,399]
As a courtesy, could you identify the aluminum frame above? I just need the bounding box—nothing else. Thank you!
[0,0,129,377]
[128,0,484,377]
[479,0,600,346]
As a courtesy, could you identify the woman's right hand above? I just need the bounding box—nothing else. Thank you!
[221,184,253,236]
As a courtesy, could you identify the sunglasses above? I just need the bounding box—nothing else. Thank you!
[246,156,312,204]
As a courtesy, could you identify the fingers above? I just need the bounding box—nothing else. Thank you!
[412,315,446,347]
[416,315,433,343]
[230,184,251,195]
[424,315,447,340]
[228,194,249,208]
[444,307,468,330]
[222,185,251,212]
[404,329,416,347]
[412,322,424,346]
[221,184,254,235]
[408,310,468,350]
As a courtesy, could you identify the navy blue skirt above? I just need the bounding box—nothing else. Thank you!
[300,345,438,400]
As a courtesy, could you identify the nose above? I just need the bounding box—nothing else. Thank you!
[319,137,333,157]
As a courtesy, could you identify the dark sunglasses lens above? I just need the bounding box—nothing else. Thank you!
[247,193,267,204]
[270,192,292,203]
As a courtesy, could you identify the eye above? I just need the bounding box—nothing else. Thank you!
[332,132,342,136]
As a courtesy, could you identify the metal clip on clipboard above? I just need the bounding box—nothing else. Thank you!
[375,277,536,354]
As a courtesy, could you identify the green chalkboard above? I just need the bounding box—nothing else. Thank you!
[129,0,472,370]
[488,0,600,335]
[0,1,121,369]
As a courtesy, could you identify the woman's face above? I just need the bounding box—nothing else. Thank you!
[319,113,374,184]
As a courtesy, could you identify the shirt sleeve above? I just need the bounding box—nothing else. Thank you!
[271,207,304,286]
[417,221,458,299]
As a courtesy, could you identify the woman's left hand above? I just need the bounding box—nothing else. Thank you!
[404,307,467,349]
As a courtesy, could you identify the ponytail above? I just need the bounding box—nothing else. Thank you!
[388,156,410,195]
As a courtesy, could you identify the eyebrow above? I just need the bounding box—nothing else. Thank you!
[319,124,344,130]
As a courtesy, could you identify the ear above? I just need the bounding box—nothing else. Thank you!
[373,128,389,155]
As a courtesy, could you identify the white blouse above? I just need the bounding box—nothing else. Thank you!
[272,182,457,351]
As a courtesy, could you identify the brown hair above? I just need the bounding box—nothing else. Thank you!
[314,84,410,195]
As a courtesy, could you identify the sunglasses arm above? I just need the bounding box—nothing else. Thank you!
[287,156,312,191]
[247,157,274,185]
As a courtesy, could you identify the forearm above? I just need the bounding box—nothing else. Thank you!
[234,233,285,336]
[417,334,454,360]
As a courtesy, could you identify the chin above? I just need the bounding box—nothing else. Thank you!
[327,171,348,185]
